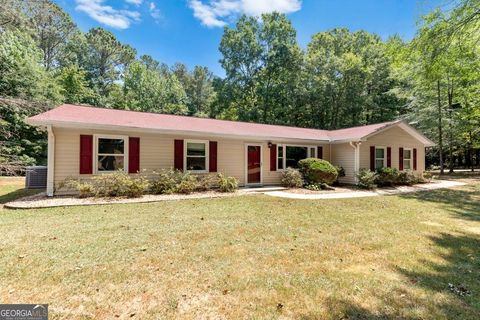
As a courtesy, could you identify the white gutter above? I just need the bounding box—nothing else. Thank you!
[47,125,55,197]
[349,141,361,183]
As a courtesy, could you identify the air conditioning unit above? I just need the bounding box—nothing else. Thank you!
[25,166,48,189]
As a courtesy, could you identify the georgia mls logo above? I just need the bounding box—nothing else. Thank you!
[0,304,48,320]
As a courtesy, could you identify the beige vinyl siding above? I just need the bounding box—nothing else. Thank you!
[359,126,425,174]
[330,143,356,184]
[52,127,329,191]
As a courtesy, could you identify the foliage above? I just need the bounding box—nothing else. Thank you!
[176,172,200,194]
[149,169,184,194]
[61,171,149,198]
[357,169,378,189]
[376,167,400,187]
[298,158,338,185]
[217,173,239,192]
[396,170,420,186]
[280,168,304,188]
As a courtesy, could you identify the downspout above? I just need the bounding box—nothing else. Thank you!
[47,125,55,197]
[349,141,361,183]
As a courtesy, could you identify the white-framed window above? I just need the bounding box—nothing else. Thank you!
[276,144,316,169]
[375,147,386,169]
[184,140,209,172]
[403,148,412,170]
[277,145,284,170]
[95,135,128,173]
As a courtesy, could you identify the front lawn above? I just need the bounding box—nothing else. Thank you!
[0,178,479,319]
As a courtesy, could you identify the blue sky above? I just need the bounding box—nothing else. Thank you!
[55,1,444,76]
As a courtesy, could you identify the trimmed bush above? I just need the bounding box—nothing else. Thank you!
[397,170,423,185]
[280,168,304,188]
[197,174,218,191]
[298,158,338,185]
[217,173,238,192]
[357,169,378,189]
[92,172,149,198]
[376,167,399,187]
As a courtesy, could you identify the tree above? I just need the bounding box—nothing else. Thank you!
[218,13,303,124]
[122,60,188,114]
[84,27,136,101]
[56,65,95,104]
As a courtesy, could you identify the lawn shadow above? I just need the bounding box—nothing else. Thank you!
[0,188,43,204]
[399,187,480,222]
[324,232,480,319]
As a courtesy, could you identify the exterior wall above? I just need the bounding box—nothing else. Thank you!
[359,126,425,174]
[330,143,356,184]
[52,127,328,191]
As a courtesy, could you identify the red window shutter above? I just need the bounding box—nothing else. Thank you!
[370,146,375,171]
[399,147,404,171]
[387,147,392,168]
[413,148,417,170]
[79,135,93,174]
[270,144,277,171]
[174,139,184,171]
[209,141,217,172]
[128,137,140,173]
[317,146,323,159]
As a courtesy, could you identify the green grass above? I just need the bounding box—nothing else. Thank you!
[0,178,479,319]
[0,177,42,204]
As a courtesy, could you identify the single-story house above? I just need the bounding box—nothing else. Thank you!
[26,104,435,196]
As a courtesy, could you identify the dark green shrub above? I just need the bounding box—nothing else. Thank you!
[217,173,238,192]
[280,168,304,188]
[357,169,378,189]
[375,167,399,187]
[298,158,338,185]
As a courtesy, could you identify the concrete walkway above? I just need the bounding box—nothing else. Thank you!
[263,180,466,200]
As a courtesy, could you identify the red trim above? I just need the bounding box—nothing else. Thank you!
[399,147,404,171]
[79,135,93,174]
[370,146,375,171]
[270,144,277,171]
[174,140,184,171]
[128,137,140,173]
[317,146,323,159]
[413,148,417,170]
[209,141,217,172]
[387,147,391,168]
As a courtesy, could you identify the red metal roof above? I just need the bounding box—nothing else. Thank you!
[27,104,407,142]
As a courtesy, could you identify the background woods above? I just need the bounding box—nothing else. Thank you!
[0,0,479,174]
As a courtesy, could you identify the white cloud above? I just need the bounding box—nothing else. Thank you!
[188,0,301,27]
[75,0,141,29]
[149,2,162,22]
[126,0,143,5]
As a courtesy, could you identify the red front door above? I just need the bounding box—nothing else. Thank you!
[247,145,261,184]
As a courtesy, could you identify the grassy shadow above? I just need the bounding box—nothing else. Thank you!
[400,186,480,222]
[324,232,480,319]
[0,188,42,204]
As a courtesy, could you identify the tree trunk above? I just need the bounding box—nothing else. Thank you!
[437,80,444,174]
[447,77,454,173]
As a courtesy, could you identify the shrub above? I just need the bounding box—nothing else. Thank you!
[422,171,433,182]
[357,169,378,189]
[396,170,418,186]
[92,171,149,198]
[217,173,238,192]
[197,174,218,191]
[333,166,345,185]
[176,172,199,194]
[59,179,95,198]
[375,167,400,187]
[150,169,183,194]
[305,182,333,191]
[298,158,338,185]
[280,168,304,188]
